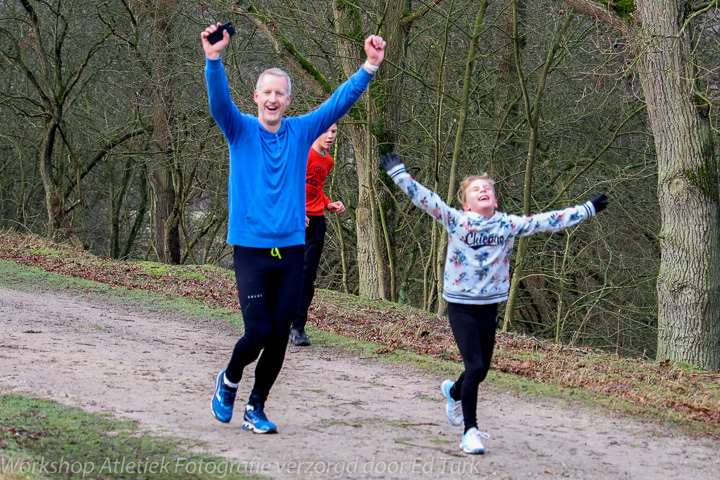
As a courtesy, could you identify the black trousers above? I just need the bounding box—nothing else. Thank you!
[292,214,327,330]
[447,302,498,432]
[225,245,303,406]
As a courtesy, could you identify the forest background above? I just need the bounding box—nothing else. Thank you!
[1,0,719,370]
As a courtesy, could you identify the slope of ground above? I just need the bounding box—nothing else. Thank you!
[0,279,718,480]
[1,231,718,435]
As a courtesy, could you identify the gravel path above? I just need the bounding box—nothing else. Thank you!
[0,285,717,479]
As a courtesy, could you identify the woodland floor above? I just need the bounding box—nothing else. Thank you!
[1,280,719,480]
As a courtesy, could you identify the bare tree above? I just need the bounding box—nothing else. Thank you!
[562,0,720,369]
[0,0,116,247]
[503,5,574,330]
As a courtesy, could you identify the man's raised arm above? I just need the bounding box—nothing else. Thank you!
[300,35,387,139]
[201,23,230,60]
[362,35,386,74]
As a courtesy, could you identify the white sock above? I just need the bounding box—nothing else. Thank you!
[223,373,239,388]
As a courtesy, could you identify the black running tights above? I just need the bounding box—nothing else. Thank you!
[447,302,498,432]
[225,245,303,406]
[292,214,327,330]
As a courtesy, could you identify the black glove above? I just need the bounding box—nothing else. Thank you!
[380,152,404,172]
[590,193,608,214]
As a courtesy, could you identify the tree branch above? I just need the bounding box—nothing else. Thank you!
[402,0,443,25]
[59,31,112,105]
[18,0,54,105]
[54,14,69,87]
[234,3,332,95]
[543,103,648,211]
[683,1,719,34]
[692,1,718,13]
[0,45,51,108]
[60,126,150,202]
[562,0,631,35]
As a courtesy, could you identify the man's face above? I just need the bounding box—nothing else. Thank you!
[254,73,291,130]
[462,179,497,218]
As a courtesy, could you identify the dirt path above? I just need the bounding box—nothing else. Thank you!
[0,285,717,480]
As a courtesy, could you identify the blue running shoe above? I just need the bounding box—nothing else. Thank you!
[441,380,463,426]
[211,370,237,423]
[242,404,278,434]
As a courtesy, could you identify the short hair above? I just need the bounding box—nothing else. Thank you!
[256,68,292,96]
[458,173,495,204]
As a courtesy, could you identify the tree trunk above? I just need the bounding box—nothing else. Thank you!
[347,117,382,299]
[38,120,60,239]
[151,163,180,264]
[634,0,720,369]
[148,0,180,264]
[432,8,452,316]
[121,163,150,260]
[332,1,381,299]
[38,119,84,249]
[434,1,490,316]
[374,0,413,302]
[563,0,720,369]
[489,0,523,190]
[503,5,572,331]
[110,158,134,259]
[15,0,98,250]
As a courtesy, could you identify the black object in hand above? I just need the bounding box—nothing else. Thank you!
[590,193,608,214]
[208,22,235,45]
[380,152,403,172]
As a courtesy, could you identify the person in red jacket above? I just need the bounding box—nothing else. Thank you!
[289,123,345,346]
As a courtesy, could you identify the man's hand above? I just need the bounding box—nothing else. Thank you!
[305,215,310,228]
[201,23,229,60]
[590,193,608,214]
[327,201,346,215]
[380,152,404,172]
[364,35,386,70]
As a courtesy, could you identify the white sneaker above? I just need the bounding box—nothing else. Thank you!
[460,427,489,455]
[440,380,463,426]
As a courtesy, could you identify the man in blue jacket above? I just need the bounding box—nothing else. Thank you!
[202,22,385,434]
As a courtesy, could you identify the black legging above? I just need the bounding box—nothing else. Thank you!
[292,214,327,330]
[225,245,303,406]
[447,302,498,433]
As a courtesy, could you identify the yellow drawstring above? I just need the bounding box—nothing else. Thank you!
[271,248,282,259]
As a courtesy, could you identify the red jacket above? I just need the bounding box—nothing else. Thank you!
[305,148,334,216]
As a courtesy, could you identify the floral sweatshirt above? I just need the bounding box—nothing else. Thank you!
[388,164,597,305]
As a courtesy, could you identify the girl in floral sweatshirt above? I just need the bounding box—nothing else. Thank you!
[381,152,607,455]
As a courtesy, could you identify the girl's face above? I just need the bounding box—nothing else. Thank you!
[462,179,497,218]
